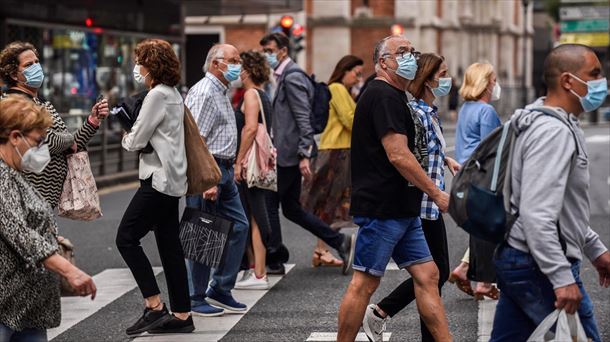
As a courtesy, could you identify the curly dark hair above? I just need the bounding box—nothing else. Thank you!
[0,42,39,88]
[240,50,270,86]
[134,39,180,87]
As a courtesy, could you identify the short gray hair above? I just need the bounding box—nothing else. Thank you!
[373,36,394,65]
[203,44,225,72]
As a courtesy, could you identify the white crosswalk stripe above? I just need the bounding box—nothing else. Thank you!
[585,135,610,144]
[307,332,392,341]
[49,265,294,341]
[49,267,164,340]
[132,264,295,341]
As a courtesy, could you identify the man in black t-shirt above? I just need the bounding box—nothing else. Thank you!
[337,36,452,341]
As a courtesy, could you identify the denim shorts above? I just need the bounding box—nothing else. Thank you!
[352,216,433,277]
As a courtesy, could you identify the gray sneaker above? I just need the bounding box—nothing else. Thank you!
[362,304,388,342]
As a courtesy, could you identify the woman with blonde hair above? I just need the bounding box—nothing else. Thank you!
[0,95,96,341]
[449,62,502,300]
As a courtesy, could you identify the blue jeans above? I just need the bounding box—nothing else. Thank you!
[185,164,249,302]
[490,244,600,342]
[352,216,432,277]
[0,323,47,342]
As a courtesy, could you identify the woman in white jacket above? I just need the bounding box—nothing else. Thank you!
[116,39,193,336]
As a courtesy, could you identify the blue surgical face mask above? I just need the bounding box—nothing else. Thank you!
[569,74,608,113]
[431,77,452,98]
[22,63,44,88]
[222,62,242,83]
[266,52,279,69]
[389,53,418,80]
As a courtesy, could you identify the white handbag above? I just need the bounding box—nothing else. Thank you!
[242,90,277,192]
[527,309,589,342]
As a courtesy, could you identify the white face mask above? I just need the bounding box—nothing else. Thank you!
[133,64,149,84]
[15,135,50,174]
[491,82,501,101]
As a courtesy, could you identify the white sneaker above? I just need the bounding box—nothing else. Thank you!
[235,274,269,290]
[362,304,388,342]
[237,269,253,282]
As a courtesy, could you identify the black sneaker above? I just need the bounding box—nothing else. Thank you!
[148,314,195,334]
[266,263,286,275]
[338,233,356,275]
[125,305,172,336]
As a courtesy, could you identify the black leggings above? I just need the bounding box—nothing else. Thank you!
[115,179,191,313]
[376,216,450,342]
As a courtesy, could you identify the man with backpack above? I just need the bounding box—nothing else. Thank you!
[489,44,610,341]
[260,32,356,275]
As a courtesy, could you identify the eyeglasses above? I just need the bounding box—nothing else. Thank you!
[383,48,421,61]
[216,57,242,65]
[19,132,46,148]
[353,70,363,78]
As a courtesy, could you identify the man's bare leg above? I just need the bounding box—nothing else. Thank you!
[408,261,452,341]
[337,271,381,341]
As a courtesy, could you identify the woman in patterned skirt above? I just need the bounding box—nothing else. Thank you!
[0,41,108,209]
[0,95,96,341]
[301,55,363,267]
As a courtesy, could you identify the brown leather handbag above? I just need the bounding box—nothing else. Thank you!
[183,106,221,195]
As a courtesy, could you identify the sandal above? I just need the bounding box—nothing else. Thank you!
[312,250,344,267]
[448,273,474,297]
[474,284,500,300]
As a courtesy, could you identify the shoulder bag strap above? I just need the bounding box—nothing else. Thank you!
[252,89,268,132]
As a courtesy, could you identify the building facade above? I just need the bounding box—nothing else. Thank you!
[306,0,534,120]
[185,0,533,120]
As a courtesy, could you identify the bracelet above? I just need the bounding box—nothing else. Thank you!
[87,116,100,129]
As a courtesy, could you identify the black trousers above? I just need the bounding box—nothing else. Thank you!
[116,179,190,313]
[467,236,497,283]
[377,216,450,342]
[268,165,345,251]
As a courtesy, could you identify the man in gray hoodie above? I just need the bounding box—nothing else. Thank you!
[490,44,610,342]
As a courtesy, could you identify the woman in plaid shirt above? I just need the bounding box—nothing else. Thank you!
[361,53,461,342]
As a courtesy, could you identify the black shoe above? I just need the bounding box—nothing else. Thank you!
[338,233,356,275]
[148,314,195,334]
[125,304,172,336]
[266,263,286,275]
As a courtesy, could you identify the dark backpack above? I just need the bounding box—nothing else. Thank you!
[448,106,578,243]
[283,69,331,134]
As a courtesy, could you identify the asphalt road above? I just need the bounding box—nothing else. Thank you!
[52,125,609,342]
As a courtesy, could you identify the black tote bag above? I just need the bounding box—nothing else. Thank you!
[179,206,233,269]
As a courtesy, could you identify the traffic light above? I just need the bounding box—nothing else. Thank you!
[279,15,294,36]
[391,24,404,36]
[271,15,306,60]
[291,24,305,54]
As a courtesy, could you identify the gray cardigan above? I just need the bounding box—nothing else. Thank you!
[272,61,317,167]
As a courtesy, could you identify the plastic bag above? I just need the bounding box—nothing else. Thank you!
[527,309,588,342]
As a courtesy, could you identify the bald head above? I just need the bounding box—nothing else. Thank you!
[543,44,595,90]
